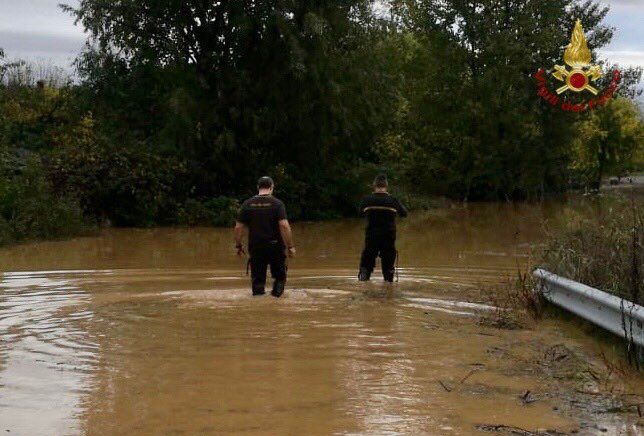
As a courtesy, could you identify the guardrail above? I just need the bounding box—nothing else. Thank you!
[533,268,644,349]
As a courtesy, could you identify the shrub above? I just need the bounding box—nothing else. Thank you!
[177,197,240,227]
[0,156,90,244]
[0,215,12,245]
[48,138,186,227]
[539,196,642,304]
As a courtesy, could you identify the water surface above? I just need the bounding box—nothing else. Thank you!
[0,202,637,434]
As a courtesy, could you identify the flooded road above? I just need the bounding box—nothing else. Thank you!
[0,202,640,435]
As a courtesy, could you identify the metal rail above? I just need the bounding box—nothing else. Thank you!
[533,268,644,348]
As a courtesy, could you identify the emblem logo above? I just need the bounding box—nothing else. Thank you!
[535,20,620,112]
[552,20,602,95]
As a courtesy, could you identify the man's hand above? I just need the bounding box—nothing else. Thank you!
[278,219,294,254]
[286,247,296,258]
[234,221,247,257]
[236,245,247,257]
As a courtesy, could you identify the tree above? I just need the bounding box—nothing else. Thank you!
[572,97,644,189]
[63,0,398,218]
[0,48,5,82]
[385,0,625,200]
[53,0,642,218]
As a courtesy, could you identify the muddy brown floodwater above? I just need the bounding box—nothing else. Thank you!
[0,201,641,435]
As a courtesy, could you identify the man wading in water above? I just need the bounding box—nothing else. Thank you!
[358,174,407,282]
[234,177,296,297]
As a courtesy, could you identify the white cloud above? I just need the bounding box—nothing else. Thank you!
[599,50,644,68]
[0,0,84,65]
[600,0,644,8]
[0,0,83,38]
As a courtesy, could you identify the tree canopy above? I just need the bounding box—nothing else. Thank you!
[0,0,641,240]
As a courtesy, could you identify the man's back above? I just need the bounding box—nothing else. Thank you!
[238,195,287,248]
[359,192,408,236]
[357,176,407,282]
[234,176,295,297]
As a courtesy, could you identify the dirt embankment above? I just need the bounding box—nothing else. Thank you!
[475,282,643,435]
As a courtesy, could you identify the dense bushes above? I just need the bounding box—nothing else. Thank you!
[48,138,187,227]
[0,155,89,245]
[176,197,240,227]
[0,61,96,244]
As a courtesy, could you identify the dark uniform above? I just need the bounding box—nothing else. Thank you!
[359,193,408,282]
[237,194,288,296]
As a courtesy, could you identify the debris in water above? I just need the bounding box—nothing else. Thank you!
[459,368,480,384]
[438,368,483,394]
[475,424,567,435]
[438,380,453,392]
[521,390,537,405]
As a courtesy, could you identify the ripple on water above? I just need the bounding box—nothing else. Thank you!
[0,272,97,434]
[0,258,612,435]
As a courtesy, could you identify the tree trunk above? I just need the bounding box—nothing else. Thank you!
[593,142,607,191]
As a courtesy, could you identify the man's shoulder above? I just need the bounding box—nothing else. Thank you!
[387,194,401,203]
[271,196,286,207]
[242,195,284,209]
[241,196,257,207]
[362,193,392,203]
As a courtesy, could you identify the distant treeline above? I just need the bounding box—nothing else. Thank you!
[1,0,643,244]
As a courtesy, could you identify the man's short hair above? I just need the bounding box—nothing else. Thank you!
[257,176,274,189]
[373,174,388,188]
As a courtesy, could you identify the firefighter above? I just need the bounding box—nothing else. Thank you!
[234,177,296,297]
[358,175,407,282]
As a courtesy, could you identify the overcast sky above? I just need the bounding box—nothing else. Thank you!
[0,0,642,71]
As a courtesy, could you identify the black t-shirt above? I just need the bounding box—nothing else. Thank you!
[359,192,408,236]
[237,195,287,248]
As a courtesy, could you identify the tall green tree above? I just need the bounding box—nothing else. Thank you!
[64,0,398,218]
[572,97,644,189]
[386,0,633,200]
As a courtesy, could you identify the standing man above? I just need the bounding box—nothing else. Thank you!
[358,174,407,282]
[234,177,296,297]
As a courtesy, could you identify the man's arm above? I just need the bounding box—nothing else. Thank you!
[279,219,296,257]
[234,221,247,256]
[396,198,408,218]
[358,197,367,216]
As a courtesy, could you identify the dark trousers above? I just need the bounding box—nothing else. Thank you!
[360,233,397,282]
[249,242,287,295]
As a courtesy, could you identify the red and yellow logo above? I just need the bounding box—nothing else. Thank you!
[535,20,620,112]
